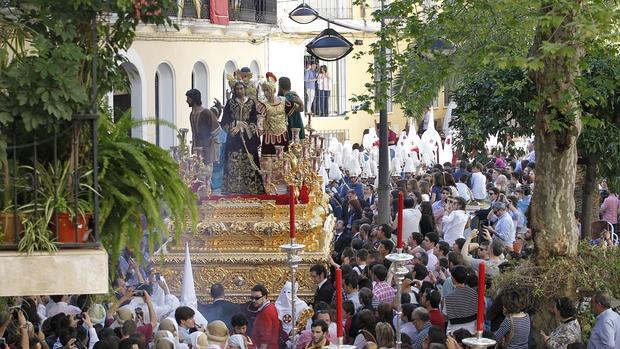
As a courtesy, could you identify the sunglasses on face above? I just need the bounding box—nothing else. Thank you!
[250,295,263,301]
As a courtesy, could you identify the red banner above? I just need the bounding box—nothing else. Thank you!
[210,0,229,25]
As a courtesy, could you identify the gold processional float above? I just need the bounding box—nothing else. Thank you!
[155,127,334,303]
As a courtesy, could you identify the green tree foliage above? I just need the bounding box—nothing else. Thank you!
[98,113,198,264]
[450,46,620,185]
[450,68,535,160]
[0,1,193,260]
[0,0,176,133]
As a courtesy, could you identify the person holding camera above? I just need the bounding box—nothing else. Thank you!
[106,288,157,342]
[484,201,515,250]
[441,196,468,245]
[461,229,505,277]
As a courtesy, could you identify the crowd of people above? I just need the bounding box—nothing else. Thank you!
[2,141,620,349]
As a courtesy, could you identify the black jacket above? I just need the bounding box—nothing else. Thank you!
[314,280,335,306]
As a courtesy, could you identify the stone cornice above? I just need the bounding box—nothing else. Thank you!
[134,21,275,42]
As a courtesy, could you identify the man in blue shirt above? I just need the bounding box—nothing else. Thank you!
[304,62,317,115]
[588,292,620,349]
[484,201,515,249]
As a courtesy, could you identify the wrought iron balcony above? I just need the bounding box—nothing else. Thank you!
[306,0,353,19]
[228,0,277,24]
[168,0,277,24]
[0,116,108,296]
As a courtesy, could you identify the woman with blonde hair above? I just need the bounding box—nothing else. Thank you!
[495,174,509,194]
[419,180,431,202]
[375,322,395,349]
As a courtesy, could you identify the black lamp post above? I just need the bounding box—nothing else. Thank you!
[306,27,354,61]
[377,0,390,225]
[288,2,319,24]
[289,2,354,62]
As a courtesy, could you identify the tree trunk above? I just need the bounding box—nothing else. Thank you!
[529,4,583,260]
[580,155,599,239]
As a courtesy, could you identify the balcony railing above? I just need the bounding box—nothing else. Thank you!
[0,116,100,251]
[228,0,277,24]
[167,0,277,24]
[307,0,353,19]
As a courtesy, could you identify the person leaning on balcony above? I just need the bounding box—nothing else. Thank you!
[304,62,318,115]
[317,65,331,117]
[106,287,158,342]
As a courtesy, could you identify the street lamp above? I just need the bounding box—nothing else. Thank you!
[306,27,354,61]
[288,2,319,24]
[418,39,457,60]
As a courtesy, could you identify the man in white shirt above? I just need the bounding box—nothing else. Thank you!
[46,295,82,317]
[455,174,473,202]
[442,197,469,245]
[392,196,421,243]
[344,273,362,313]
[421,232,439,271]
[470,163,487,200]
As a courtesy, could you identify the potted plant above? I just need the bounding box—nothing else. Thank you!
[17,198,57,254]
[0,155,23,244]
[32,161,98,243]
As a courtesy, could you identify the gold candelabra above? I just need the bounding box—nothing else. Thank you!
[174,128,211,197]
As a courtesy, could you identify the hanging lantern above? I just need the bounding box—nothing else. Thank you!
[306,28,354,62]
[288,3,319,24]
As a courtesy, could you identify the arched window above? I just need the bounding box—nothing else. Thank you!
[250,60,261,79]
[222,60,238,103]
[116,62,144,139]
[155,63,176,149]
[192,61,209,105]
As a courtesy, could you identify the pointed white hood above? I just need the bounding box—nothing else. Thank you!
[274,281,309,334]
[180,243,197,310]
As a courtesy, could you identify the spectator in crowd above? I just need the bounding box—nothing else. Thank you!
[599,188,619,229]
[461,229,506,277]
[375,322,395,349]
[344,273,362,313]
[494,289,530,349]
[248,284,279,349]
[371,264,395,305]
[541,297,581,349]
[352,309,377,349]
[419,202,437,236]
[441,196,468,245]
[393,197,422,243]
[470,163,487,201]
[199,283,239,331]
[231,314,255,349]
[587,292,620,349]
[421,233,440,271]
[307,320,330,348]
[484,201,515,249]
[420,289,445,329]
[444,265,478,334]
[411,308,432,349]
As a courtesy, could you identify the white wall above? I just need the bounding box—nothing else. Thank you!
[117,39,268,146]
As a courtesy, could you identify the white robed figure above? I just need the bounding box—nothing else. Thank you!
[420,108,443,166]
[274,281,309,336]
[180,243,209,328]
